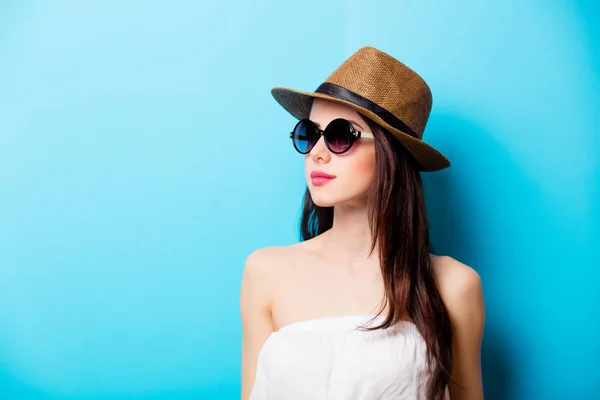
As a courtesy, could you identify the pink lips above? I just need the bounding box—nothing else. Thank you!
[310,171,336,186]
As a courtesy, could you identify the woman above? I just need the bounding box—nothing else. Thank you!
[240,46,485,400]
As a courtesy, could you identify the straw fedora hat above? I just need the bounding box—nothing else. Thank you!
[271,46,450,172]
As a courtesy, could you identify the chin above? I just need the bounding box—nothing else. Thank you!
[307,186,338,207]
[311,198,338,208]
[309,187,367,208]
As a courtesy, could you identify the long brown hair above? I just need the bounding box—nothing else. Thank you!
[298,114,453,400]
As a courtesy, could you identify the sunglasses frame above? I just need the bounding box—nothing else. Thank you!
[289,118,375,155]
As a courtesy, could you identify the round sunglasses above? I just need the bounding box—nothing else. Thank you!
[289,118,374,154]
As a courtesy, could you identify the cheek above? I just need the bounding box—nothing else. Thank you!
[343,145,376,185]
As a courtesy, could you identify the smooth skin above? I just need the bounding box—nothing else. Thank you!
[240,98,485,400]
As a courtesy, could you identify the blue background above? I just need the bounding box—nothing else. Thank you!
[0,1,598,399]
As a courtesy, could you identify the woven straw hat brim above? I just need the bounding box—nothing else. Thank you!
[272,86,451,172]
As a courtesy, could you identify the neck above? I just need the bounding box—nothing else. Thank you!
[321,200,379,262]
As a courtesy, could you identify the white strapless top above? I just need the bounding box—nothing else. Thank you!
[249,314,449,400]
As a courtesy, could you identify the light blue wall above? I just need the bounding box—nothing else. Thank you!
[0,1,597,399]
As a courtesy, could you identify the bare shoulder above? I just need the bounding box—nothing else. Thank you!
[431,255,485,318]
[431,256,485,397]
[240,246,294,336]
[243,243,310,272]
[241,244,305,295]
[240,245,294,400]
[241,246,290,290]
[244,245,288,273]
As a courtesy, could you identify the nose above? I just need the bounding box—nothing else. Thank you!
[309,135,331,163]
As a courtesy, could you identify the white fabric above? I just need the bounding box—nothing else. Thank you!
[249,314,449,400]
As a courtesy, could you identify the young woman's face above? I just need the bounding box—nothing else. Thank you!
[305,98,376,207]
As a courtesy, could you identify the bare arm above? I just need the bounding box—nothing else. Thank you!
[240,249,275,400]
[435,256,486,400]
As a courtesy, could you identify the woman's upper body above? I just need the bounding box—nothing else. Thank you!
[240,95,485,399]
[240,242,484,400]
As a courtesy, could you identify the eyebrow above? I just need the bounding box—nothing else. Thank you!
[314,119,366,130]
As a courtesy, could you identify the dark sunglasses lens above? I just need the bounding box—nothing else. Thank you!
[325,119,354,153]
[292,120,317,153]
